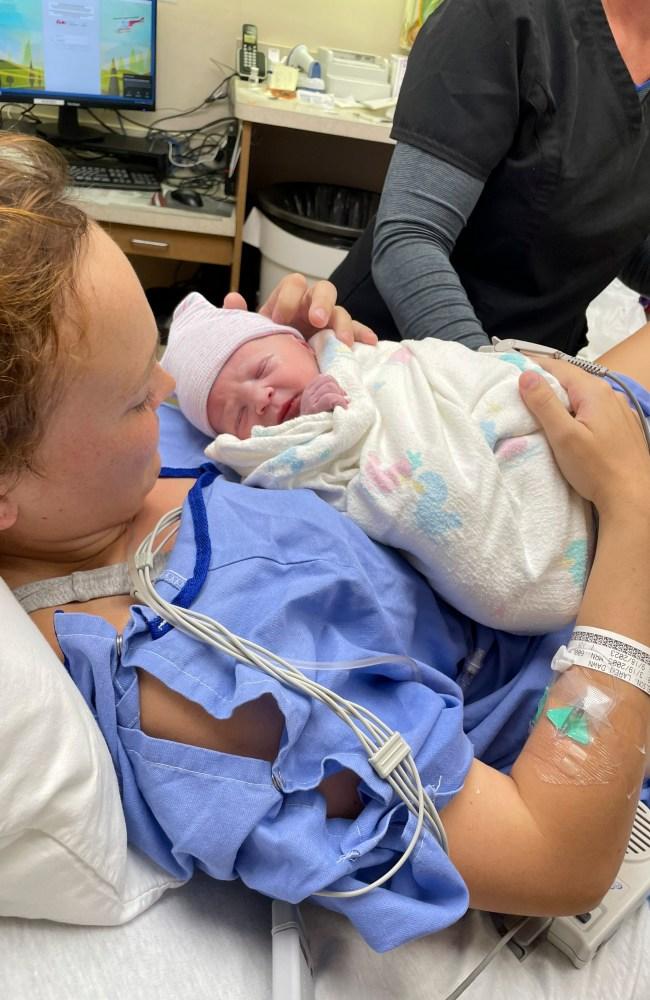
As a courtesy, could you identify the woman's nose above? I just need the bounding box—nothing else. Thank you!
[255,385,273,415]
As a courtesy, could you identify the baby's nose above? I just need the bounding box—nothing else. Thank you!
[255,385,273,414]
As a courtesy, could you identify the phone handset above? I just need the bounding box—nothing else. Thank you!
[238,23,266,80]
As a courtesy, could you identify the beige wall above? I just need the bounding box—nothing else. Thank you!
[32,2,404,135]
[143,0,404,129]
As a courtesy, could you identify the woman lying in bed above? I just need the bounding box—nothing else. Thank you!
[1,134,649,952]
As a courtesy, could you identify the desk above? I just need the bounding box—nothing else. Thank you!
[71,186,237,276]
[70,83,394,293]
[231,79,395,292]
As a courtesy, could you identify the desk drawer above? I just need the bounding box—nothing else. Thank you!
[106,223,233,266]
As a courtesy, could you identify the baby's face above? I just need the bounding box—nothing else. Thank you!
[207,333,320,439]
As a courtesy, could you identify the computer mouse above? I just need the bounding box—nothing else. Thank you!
[170,188,203,208]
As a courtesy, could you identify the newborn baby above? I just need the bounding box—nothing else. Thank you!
[162,292,593,633]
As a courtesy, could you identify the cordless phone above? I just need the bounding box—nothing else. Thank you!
[238,23,266,80]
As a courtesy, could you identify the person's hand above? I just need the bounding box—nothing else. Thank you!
[300,374,349,416]
[223,274,377,347]
[519,358,650,517]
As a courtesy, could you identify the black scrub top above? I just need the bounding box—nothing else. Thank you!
[337,0,650,353]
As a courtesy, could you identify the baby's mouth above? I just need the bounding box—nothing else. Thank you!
[279,395,300,422]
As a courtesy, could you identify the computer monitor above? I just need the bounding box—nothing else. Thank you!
[0,0,157,144]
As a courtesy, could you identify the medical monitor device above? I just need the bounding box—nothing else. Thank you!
[0,0,157,144]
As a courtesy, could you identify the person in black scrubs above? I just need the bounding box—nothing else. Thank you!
[331,0,650,354]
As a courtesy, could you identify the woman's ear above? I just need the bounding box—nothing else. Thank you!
[0,491,18,531]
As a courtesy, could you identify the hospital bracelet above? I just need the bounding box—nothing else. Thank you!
[551,627,650,697]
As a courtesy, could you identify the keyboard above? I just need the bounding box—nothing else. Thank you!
[67,160,161,192]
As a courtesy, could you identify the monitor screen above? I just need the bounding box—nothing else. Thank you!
[0,0,157,141]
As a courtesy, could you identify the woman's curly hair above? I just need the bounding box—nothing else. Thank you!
[0,133,89,483]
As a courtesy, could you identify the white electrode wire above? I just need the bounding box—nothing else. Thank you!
[136,512,439,793]
[135,571,429,896]
[139,578,447,849]
[604,371,650,452]
[134,511,447,844]
[143,593,443,852]
[441,916,532,1000]
[130,508,450,897]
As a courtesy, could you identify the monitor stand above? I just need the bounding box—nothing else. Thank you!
[36,105,104,145]
[32,106,168,172]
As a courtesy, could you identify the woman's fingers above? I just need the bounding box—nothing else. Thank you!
[222,291,248,311]
[259,275,341,334]
[325,305,355,346]
[314,305,378,346]
[259,273,311,326]
[304,280,339,330]
[519,368,578,437]
[350,320,379,346]
[257,274,378,344]
[519,358,650,513]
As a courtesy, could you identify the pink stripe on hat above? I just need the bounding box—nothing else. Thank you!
[161,292,304,436]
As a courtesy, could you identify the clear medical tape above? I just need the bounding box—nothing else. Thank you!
[527,666,647,791]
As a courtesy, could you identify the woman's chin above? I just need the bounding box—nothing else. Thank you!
[141,454,162,499]
[149,454,162,487]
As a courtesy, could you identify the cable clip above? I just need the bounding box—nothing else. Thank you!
[478,336,565,358]
[134,550,154,571]
[128,549,154,600]
[369,732,411,778]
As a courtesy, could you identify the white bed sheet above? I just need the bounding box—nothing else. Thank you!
[1,872,648,999]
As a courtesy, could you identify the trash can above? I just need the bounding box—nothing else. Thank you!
[243,182,380,305]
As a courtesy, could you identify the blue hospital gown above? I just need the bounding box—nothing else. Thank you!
[58,377,650,952]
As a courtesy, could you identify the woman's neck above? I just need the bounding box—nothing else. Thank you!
[0,523,132,589]
[0,477,192,590]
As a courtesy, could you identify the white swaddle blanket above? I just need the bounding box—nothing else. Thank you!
[208,332,594,632]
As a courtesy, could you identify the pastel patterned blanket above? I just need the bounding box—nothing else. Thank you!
[208,333,593,633]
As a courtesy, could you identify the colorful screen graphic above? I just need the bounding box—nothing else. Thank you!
[0,0,155,104]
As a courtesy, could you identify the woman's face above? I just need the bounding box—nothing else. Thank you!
[0,225,175,555]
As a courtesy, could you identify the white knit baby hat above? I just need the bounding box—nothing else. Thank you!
[161,292,304,436]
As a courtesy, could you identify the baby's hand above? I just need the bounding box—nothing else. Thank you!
[300,374,349,416]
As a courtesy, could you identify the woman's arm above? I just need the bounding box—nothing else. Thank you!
[441,362,650,915]
[597,320,650,389]
[372,143,489,348]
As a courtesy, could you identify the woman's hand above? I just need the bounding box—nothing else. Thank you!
[519,358,650,517]
[223,274,378,347]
